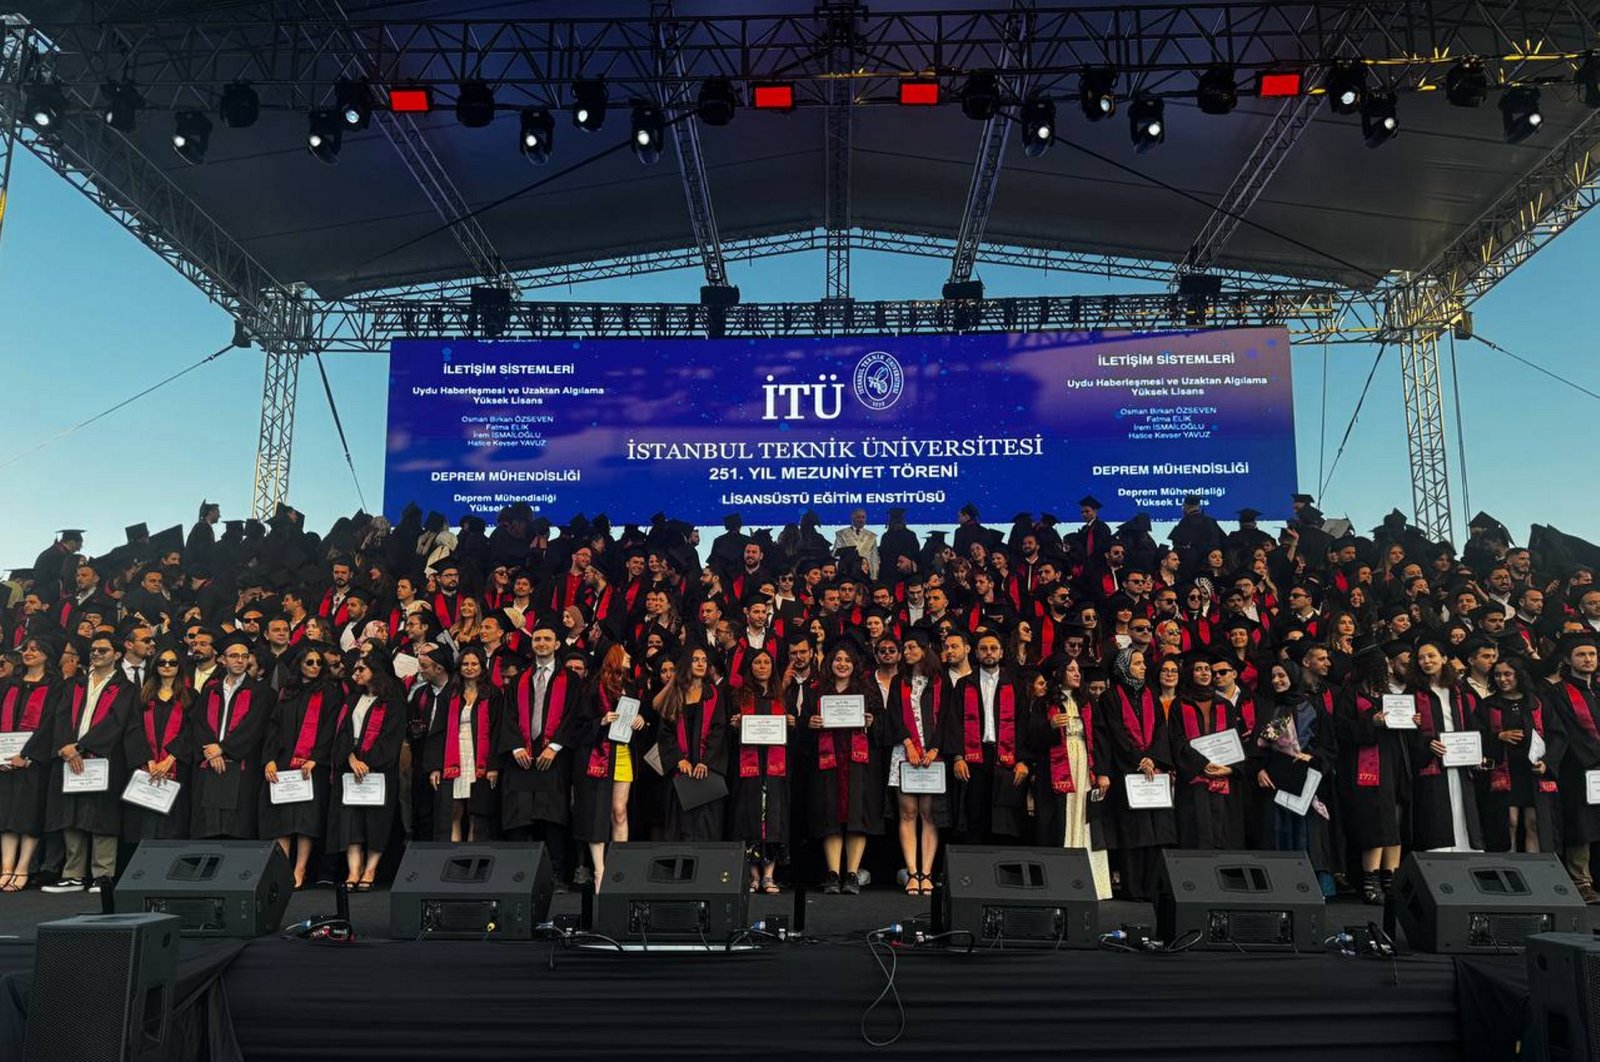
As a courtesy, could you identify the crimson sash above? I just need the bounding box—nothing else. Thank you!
[73,681,120,732]
[143,698,185,761]
[337,699,388,756]
[205,683,253,738]
[586,686,617,779]
[443,695,491,780]
[515,666,572,750]
[738,696,787,778]
[675,687,718,770]
[899,681,942,758]
[1118,685,1157,752]
[962,680,1016,765]
[1485,699,1558,795]
[1047,698,1095,794]
[1564,681,1600,745]
[1355,695,1383,788]
[0,685,49,731]
[1180,701,1231,794]
[288,690,327,768]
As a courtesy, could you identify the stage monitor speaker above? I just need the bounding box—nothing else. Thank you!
[25,913,179,1062]
[389,842,554,940]
[941,845,1101,949]
[115,840,292,937]
[1526,932,1600,1062]
[1392,852,1584,953]
[594,842,746,944]
[1157,850,1325,951]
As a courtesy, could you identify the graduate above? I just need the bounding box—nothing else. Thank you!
[1335,642,1415,904]
[424,644,501,843]
[655,646,728,843]
[1101,647,1176,902]
[1169,653,1244,850]
[803,643,886,894]
[190,632,276,840]
[1405,637,1486,853]
[570,645,645,888]
[120,648,195,845]
[259,642,337,887]
[1480,656,1559,854]
[728,647,794,893]
[0,635,60,891]
[327,650,406,889]
[1252,660,1338,897]
[1544,632,1600,903]
[951,631,1033,842]
[1030,655,1112,899]
[888,632,948,896]
[499,618,579,883]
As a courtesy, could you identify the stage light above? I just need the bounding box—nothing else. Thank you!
[519,107,554,163]
[1129,96,1164,153]
[630,103,665,164]
[1325,61,1367,115]
[1021,95,1055,157]
[960,72,1001,120]
[1256,71,1302,98]
[572,79,607,130]
[24,82,67,130]
[1577,52,1600,108]
[307,109,343,163]
[1499,86,1542,143]
[456,80,495,128]
[1361,92,1398,148]
[751,82,795,112]
[1196,66,1237,115]
[99,80,141,132]
[389,86,432,114]
[1444,58,1488,107]
[1078,68,1116,120]
[171,110,212,164]
[219,82,259,128]
[335,78,372,129]
[899,78,940,106]
[697,77,738,126]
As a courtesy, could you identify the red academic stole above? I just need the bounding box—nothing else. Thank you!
[515,666,572,750]
[962,679,1016,765]
[1355,695,1383,788]
[443,695,491,780]
[432,591,460,627]
[1118,685,1157,752]
[1180,701,1231,794]
[817,686,868,772]
[205,683,253,739]
[1414,689,1466,777]
[1,685,49,731]
[1485,699,1558,794]
[1048,698,1095,794]
[319,589,351,627]
[586,686,620,779]
[738,696,787,778]
[72,680,121,732]
[675,686,719,767]
[337,699,389,755]
[143,698,185,762]
[1563,680,1600,746]
[288,690,327,768]
[900,681,942,758]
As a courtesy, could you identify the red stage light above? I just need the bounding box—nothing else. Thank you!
[752,83,795,111]
[1256,71,1303,98]
[389,87,433,113]
[899,79,940,106]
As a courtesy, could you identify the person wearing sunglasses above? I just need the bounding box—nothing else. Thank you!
[328,650,406,890]
[259,642,338,888]
[0,636,61,892]
[120,647,195,847]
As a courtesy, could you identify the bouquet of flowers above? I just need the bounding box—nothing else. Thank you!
[1256,713,1301,757]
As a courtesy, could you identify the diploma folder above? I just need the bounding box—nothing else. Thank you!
[671,770,728,811]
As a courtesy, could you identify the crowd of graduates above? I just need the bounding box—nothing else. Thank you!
[4,492,1600,908]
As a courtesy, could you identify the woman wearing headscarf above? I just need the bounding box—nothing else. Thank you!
[1251,659,1339,897]
[1099,647,1175,902]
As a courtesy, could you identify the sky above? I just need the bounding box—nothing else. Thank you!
[1,138,1598,570]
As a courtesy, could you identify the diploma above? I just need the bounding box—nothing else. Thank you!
[1530,730,1548,765]
[607,696,642,744]
[1123,773,1173,809]
[62,758,111,793]
[1274,767,1323,817]
[269,773,315,805]
[121,770,180,815]
[643,743,665,775]
[341,772,387,806]
[1440,730,1483,768]
[1586,769,1600,806]
[0,732,31,760]
[1381,694,1417,729]
[1188,729,1245,767]
[739,715,787,745]
[819,694,866,728]
[900,761,947,794]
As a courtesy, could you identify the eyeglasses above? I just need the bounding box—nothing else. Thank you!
[90,646,116,655]
[303,658,324,669]
[157,659,180,667]
[877,646,900,655]
[1130,624,1152,632]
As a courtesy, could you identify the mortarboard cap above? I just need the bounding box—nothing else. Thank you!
[433,554,462,574]
[1292,493,1314,504]
[1561,631,1600,656]
[7,567,35,581]
[959,502,979,519]
[56,528,86,539]
[1381,638,1413,660]
[1010,512,1032,524]
[1040,513,1060,526]
[1237,508,1262,521]
[150,525,184,555]
[1183,495,1202,507]
[723,513,742,530]
[124,523,150,543]
[1077,496,1103,510]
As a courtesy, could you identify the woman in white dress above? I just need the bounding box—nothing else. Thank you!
[1030,656,1113,899]
[425,645,500,842]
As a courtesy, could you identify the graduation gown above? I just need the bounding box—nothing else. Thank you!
[1099,682,1177,850]
[727,690,793,851]
[1543,675,1600,846]
[36,674,136,836]
[1334,688,1409,851]
[1251,696,1338,872]
[1480,692,1562,853]
[121,693,195,841]
[1408,686,1485,852]
[657,685,729,842]
[950,669,1033,838]
[1028,693,1105,850]
[189,676,276,839]
[885,673,951,829]
[0,678,55,835]
[569,680,645,844]
[1170,698,1245,849]
[257,681,338,839]
[423,686,502,838]
[800,684,888,838]
[498,663,580,830]
[327,693,406,850]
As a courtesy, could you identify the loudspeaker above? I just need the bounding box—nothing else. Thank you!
[114,840,292,937]
[25,913,179,1062]
[941,845,1101,949]
[1526,932,1600,1061]
[389,842,554,940]
[1393,852,1584,953]
[1157,850,1326,951]
[594,842,747,944]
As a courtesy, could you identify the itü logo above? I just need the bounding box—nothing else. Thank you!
[761,373,844,421]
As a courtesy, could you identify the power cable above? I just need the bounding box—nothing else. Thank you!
[313,353,369,511]
[1447,332,1470,528]
[1318,341,1388,498]
[1472,332,1600,405]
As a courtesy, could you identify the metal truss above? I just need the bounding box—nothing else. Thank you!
[948,1,1028,289]
[1398,329,1452,542]
[822,3,856,301]
[26,4,1597,111]
[652,0,728,289]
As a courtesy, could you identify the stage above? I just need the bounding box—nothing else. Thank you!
[0,886,1569,1059]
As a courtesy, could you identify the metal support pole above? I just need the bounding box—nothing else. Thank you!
[822,4,856,301]
[948,2,1028,288]
[653,0,728,288]
[0,17,26,252]
[1398,327,1453,542]
[251,346,301,519]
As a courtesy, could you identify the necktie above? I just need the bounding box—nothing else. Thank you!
[533,666,551,738]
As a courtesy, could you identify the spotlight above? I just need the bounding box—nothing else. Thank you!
[1499,86,1543,143]
[1129,96,1164,153]
[1078,68,1116,120]
[1361,91,1398,148]
[24,82,68,130]
[572,79,607,131]
[697,77,738,126]
[219,82,260,128]
[99,80,141,132]
[455,80,495,128]
[307,109,343,163]
[171,110,212,164]
[519,107,554,163]
[630,102,665,164]
[1324,61,1367,115]
[1444,58,1488,107]
[960,71,1001,120]
[1196,66,1237,115]
[1577,52,1600,108]
[335,78,372,130]
[1020,95,1055,157]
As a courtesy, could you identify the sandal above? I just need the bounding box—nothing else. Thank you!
[0,872,12,892]
[917,873,935,895]
[761,876,780,895]
[903,872,919,895]
[7,874,28,892]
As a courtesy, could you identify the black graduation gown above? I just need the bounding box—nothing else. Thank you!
[800,684,888,838]
[884,673,951,829]
[1334,688,1409,851]
[423,687,503,838]
[1544,676,1600,846]
[1408,686,1485,852]
[1170,698,1245,849]
[36,675,136,836]
[1480,692,1562,853]
[782,677,821,844]
[327,694,406,850]
[1028,694,1105,849]
[1099,682,1177,850]
[657,685,729,842]
[257,681,339,839]
[950,669,1033,838]
[121,693,195,841]
[727,691,793,852]
[497,664,581,831]
[0,678,55,835]
[189,676,276,839]
[1251,696,1338,872]
[569,680,644,844]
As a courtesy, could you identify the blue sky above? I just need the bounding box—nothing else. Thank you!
[1,140,1597,570]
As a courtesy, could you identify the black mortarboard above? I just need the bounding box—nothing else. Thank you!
[150,525,183,555]
[1183,495,1202,507]
[1561,631,1600,656]
[433,555,461,573]
[1292,493,1314,504]
[198,499,219,518]
[125,523,149,543]
[7,567,34,581]
[1351,633,1383,659]
[886,507,907,521]
[723,513,742,530]
[749,528,776,551]
[925,530,948,545]
[223,520,245,534]
[960,502,979,519]
[1237,508,1262,521]
[217,630,254,653]
[1077,496,1102,510]
[344,585,375,604]
[56,528,85,539]
[1040,513,1060,526]
[1382,638,1413,660]
[1298,505,1325,525]
[1219,615,1259,633]
[1468,511,1501,530]
[1010,512,1032,524]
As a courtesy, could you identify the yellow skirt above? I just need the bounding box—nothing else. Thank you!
[613,745,634,783]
